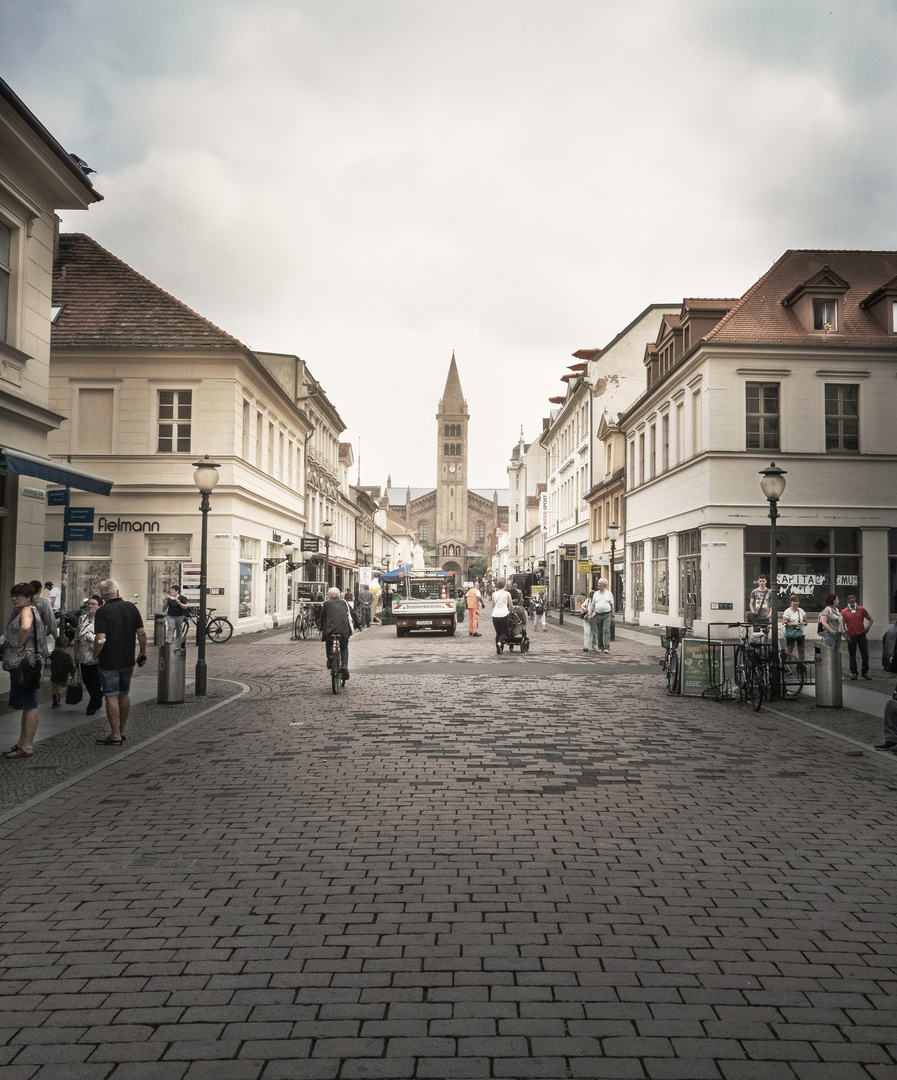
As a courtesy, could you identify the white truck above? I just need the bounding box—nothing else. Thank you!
[392,570,457,637]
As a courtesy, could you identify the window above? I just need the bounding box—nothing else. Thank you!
[744,526,860,613]
[825,384,859,452]
[631,542,644,613]
[475,520,485,544]
[0,221,11,342]
[678,529,701,620]
[813,298,837,331]
[148,534,191,557]
[649,425,656,478]
[239,537,257,618]
[652,537,669,612]
[158,390,192,453]
[661,414,670,472]
[419,521,429,542]
[68,533,113,605]
[745,383,779,450]
[638,432,645,485]
[242,400,250,459]
[691,389,701,454]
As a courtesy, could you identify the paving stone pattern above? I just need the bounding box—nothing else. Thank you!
[0,621,895,1079]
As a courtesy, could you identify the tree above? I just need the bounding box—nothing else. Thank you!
[467,555,488,581]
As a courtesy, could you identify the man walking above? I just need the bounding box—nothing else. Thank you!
[590,578,615,654]
[357,583,374,629]
[93,579,147,745]
[841,593,873,681]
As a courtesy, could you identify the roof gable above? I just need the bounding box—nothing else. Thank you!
[53,233,247,350]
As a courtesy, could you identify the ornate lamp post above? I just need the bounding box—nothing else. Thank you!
[759,462,787,699]
[264,539,301,573]
[322,519,333,590]
[607,522,620,641]
[192,455,220,697]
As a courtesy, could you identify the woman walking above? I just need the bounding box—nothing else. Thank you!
[75,595,105,716]
[1,582,47,759]
[491,581,513,654]
[819,593,844,651]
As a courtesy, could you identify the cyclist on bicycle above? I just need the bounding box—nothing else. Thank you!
[320,586,361,680]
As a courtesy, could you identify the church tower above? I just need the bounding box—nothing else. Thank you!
[435,353,469,576]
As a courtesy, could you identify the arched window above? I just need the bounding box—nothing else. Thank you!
[444,424,450,436]
[419,521,429,542]
[444,443,450,456]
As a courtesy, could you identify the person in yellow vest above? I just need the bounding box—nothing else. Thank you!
[467,584,482,637]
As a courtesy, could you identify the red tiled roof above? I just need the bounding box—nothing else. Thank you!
[53,233,247,350]
[567,362,588,371]
[572,348,600,360]
[705,249,897,347]
[548,395,566,404]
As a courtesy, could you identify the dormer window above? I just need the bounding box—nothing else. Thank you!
[813,299,837,331]
[781,266,848,333]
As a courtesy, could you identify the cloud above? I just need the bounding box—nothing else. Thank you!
[4,0,897,486]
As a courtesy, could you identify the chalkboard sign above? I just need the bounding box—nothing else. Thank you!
[680,639,723,696]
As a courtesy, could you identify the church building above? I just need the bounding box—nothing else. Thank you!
[386,355,508,580]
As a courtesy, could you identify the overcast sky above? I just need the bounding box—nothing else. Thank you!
[5,0,896,488]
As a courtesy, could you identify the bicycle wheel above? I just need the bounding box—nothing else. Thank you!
[299,613,311,640]
[781,653,805,697]
[207,617,233,643]
[666,650,680,695]
[733,645,747,700]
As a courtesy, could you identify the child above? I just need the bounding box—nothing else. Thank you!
[49,636,75,708]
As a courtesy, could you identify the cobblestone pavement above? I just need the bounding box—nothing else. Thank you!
[0,619,895,1080]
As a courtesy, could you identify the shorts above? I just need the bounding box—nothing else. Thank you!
[99,666,134,697]
[8,665,39,712]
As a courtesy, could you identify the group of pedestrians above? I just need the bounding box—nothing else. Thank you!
[2,578,146,758]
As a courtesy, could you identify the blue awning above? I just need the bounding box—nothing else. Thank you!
[1,447,113,495]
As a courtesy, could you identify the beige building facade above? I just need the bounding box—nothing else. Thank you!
[0,77,101,603]
[46,233,317,632]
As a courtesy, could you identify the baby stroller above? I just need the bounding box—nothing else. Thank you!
[506,604,530,653]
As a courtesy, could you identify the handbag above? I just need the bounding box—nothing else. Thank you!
[784,625,803,641]
[17,617,43,691]
[65,664,84,705]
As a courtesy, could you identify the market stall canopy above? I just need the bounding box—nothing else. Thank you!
[1,447,113,495]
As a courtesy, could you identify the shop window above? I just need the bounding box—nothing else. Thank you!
[744,526,861,613]
[652,537,669,612]
[630,541,644,613]
[825,384,859,452]
[745,383,779,450]
[158,390,192,453]
[148,534,191,557]
[239,537,257,618]
[678,529,701,620]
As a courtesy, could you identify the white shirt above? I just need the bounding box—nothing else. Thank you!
[48,586,62,612]
[492,590,512,617]
[590,589,614,614]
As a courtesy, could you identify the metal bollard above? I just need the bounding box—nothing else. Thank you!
[157,640,186,704]
[815,642,843,708]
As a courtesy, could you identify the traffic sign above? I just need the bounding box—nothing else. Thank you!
[300,538,320,552]
[64,524,94,542]
[44,540,68,553]
[65,506,94,523]
[47,489,69,506]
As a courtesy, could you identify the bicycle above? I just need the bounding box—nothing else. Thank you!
[326,634,345,694]
[292,603,315,641]
[657,624,692,695]
[733,621,771,710]
[188,606,234,643]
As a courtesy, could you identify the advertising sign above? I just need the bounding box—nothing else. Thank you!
[680,639,723,697]
[359,567,372,586]
[300,538,320,552]
[563,544,577,559]
[181,562,202,600]
[577,560,592,575]
[294,581,319,600]
[540,492,549,534]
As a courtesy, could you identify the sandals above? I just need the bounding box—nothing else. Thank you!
[3,745,33,759]
[95,737,123,745]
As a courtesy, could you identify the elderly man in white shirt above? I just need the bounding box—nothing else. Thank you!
[590,578,615,654]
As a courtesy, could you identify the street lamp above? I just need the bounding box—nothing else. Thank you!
[383,554,391,572]
[192,455,221,697]
[759,462,787,699]
[361,542,371,565]
[607,522,620,641]
[322,519,333,590]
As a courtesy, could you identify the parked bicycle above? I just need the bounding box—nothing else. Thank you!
[657,624,692,695]
[187,606,234,643]
[292,601,322,641]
